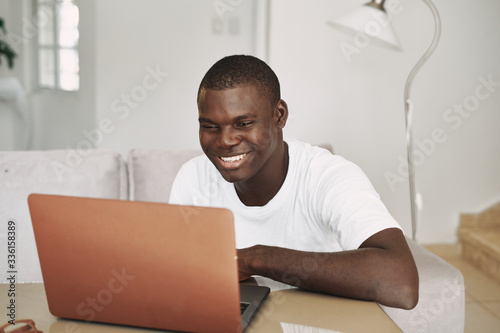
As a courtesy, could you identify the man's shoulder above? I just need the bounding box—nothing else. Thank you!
[287,139,369,188]
[177,154,222,183]
[287,139,334,154]
[174,153,217,181]
[181,153,211,168]
[170,153,224,205]
[287,139,352,169]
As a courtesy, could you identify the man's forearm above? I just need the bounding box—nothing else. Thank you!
[237,229,419,309]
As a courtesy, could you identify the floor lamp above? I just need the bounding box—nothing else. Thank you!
[328,0,442,241]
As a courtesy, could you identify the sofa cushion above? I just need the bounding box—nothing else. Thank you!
[0,149,127,283]
[128,148,202,202]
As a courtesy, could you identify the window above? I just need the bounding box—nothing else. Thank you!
[35,0,79,92]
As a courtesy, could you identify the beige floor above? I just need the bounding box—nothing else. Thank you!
[424,243,500,333]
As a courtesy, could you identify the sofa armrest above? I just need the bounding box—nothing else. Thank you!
[379,237,465,332]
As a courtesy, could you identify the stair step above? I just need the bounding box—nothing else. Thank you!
[459,228,500,283]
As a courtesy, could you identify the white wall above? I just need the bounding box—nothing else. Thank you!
[93,0,264,155]
[268,0,500,243]
[2,0,499,244]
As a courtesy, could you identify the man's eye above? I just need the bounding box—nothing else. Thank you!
[238,122,253,127]
[201,124,217,129]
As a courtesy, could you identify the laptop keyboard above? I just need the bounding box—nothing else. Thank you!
[240,302,250,314]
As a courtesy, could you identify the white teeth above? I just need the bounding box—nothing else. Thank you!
[220,154,246,162]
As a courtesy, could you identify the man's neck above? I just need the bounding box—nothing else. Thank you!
[234,142,289,207]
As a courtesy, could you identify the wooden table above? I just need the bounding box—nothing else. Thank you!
[1,282,401,332]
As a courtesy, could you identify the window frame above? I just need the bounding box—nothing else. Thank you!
[33,0,80,92]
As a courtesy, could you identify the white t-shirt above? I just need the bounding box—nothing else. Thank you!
[169,139,401,252]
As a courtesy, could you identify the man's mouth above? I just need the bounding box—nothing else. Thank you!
[219,153,247,162]
[217,153,248,169]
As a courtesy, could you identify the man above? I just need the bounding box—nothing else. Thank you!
[170,55,419,310]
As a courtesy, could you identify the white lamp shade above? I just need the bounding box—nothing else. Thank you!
[328,5,402,51]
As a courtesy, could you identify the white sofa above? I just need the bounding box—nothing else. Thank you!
[0,148,464,332]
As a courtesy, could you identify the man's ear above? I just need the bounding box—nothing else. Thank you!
[274,99,288,129]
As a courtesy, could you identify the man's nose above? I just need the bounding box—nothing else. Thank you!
[217,127,240,148]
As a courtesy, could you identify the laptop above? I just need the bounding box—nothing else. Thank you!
[28,193,269,333]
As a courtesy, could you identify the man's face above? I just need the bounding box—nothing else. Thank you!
[198,84,287,185]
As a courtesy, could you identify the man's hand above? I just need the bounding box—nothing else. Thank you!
[237,251,252,281]
[236,228,419,310]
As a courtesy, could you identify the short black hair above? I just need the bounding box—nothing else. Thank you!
[197,55,281,107]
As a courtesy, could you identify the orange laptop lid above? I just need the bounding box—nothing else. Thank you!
[28,193,243,333]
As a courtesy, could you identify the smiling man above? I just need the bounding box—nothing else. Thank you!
[169,55,419,309]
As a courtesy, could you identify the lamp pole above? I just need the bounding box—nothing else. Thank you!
[403,0,441,240]
[327,0,442,240]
